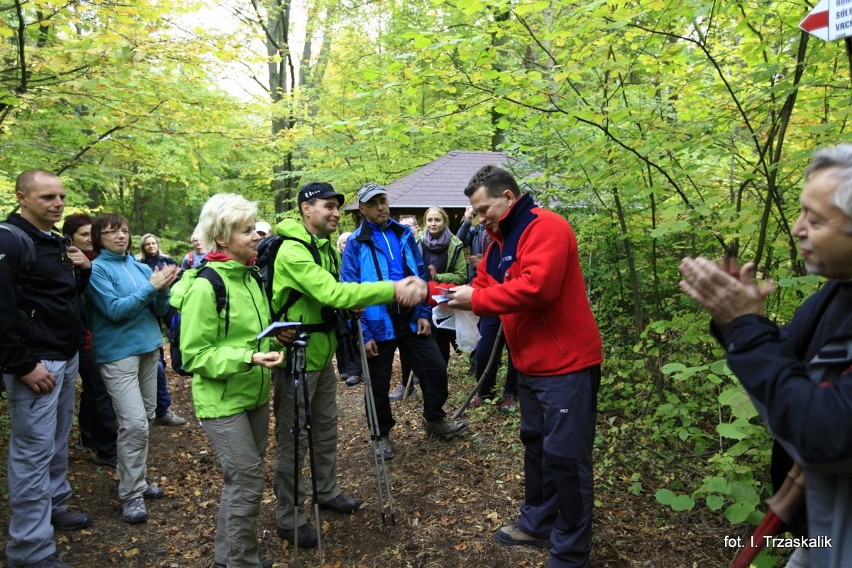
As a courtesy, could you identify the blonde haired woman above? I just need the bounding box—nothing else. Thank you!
[418,205,467,362]
[171,193,293,568]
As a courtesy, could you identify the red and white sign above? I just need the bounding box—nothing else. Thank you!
[800,0,852,42]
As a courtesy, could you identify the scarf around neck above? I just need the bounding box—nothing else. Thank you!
[423,228,451,253]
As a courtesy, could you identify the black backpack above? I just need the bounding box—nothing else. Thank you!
[168,265,263,376]
[255,234,336,323]
[0,222,36,271]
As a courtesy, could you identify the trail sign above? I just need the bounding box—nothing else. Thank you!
[799,0,852,42]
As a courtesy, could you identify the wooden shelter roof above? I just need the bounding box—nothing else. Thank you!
[344,150,512,213]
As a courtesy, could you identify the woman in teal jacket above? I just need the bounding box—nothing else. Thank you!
[170,194,292,568]
[85,213,180,525]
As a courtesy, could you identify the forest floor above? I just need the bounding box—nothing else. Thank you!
[0,351,749,568]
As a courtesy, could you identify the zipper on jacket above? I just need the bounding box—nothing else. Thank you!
[378,227,395,261]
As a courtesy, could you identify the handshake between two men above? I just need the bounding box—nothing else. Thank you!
[392,276,428,307]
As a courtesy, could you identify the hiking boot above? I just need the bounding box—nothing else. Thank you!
[424,418,469,438]
[388,384,405,401]
[277,522,318,548]
[143,484,164,499]
[494,524,553,549]
[345,374,363,386]
[375,436,394,460]
[499,395,517,414]
[6,553,71,568]
[319,492,361,514]
[51,509,91,531]
[154,410,186,426]
[94,454,117,468]
[121,497,148,524]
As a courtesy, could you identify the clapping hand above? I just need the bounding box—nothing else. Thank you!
[150,265,180,290]
[678,257,775,327]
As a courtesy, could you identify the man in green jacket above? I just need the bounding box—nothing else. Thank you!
[271,182,426,548]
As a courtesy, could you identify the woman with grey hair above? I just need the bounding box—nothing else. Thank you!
[170,193,294,568]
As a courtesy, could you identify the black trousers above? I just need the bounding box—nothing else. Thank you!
[366,319,449,436]
[476,315,518,399]
[77,348,118,459]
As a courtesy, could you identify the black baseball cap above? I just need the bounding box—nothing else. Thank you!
[298,182,344,206]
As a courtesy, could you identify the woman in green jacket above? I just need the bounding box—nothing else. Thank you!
[170,193,293,568]
[418,205,467,363]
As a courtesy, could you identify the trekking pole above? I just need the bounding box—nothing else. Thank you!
[355,319,396,526]
[294,332,324,566]
[288,345,302,567]
[401,369,415,401]
[451,322,503,420]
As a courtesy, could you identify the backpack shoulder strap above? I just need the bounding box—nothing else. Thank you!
[280,235,321,263]
[271,235,326,322]
[197,266,230,334]
[0,222,36,269]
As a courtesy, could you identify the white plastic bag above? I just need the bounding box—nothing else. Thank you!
[431,304,480,351]
[453,310,480,352]
[432,302,455,330]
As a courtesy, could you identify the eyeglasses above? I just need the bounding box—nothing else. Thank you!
[101,228,130,236]
[362,198,389,208]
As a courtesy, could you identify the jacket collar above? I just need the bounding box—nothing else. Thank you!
[489,193,535,245]
[98,249,131,261]
[356,217,408,243]
[7,213,60,240]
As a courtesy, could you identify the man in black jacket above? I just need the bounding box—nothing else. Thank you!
[1,170,92,568]
[680,144,852,567]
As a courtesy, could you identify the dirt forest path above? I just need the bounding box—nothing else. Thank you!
[1,350,738,567]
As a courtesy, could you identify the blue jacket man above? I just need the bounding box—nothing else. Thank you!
[341,182,468,460]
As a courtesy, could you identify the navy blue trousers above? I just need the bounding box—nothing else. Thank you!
[155,348,171,418]
[517,365,600,567]
[475,315,518,399]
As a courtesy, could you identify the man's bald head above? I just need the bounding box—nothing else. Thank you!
[16,169,60,196]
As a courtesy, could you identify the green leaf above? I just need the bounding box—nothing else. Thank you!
[706,495,725,511]
[655,488,695,511]
[724,502,754,524]
[716,421,748,440]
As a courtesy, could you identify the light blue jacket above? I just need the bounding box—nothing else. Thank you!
[85,249,170,364]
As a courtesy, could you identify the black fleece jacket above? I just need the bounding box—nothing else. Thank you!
[0,213,88,376]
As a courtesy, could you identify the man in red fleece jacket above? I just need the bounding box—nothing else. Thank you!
[448,165,602,568]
